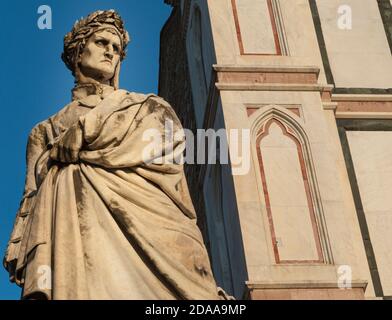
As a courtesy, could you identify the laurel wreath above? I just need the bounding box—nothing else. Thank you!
[62,9,130,74]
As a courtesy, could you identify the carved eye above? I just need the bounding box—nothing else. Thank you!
[113,45,120,54]
[95,39,106,47]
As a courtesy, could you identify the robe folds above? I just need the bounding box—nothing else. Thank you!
[4,89,221,300]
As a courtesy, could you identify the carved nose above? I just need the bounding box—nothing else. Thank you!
[104,51,113,60]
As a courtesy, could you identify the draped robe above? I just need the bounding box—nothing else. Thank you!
[4,87,221,300]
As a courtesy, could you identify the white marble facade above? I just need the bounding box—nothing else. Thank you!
[347,131,392,296]
[178,0,392,299]
[316,0,392,89]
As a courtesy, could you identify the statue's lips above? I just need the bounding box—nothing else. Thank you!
[101,60,112,65]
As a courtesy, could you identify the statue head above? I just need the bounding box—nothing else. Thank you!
[62,10,130,89]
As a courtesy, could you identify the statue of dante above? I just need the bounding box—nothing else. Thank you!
[4,10,227,300]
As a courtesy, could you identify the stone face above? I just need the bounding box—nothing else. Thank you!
[4,9,224,300]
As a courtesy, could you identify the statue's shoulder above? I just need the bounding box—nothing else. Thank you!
[119,90,169,106]
[28,118,52,140]
[140,95,183,128]
[145,94,172,108]
[120,90,176,114]
[136,93,174,112]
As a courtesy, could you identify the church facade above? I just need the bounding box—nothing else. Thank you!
[159,0,392,300]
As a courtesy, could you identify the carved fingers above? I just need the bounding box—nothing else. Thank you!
[50,121,84,163]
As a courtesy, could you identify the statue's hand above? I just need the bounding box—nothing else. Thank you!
[50,121,83,163]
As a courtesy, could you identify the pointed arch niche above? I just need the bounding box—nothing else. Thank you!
[250,106,333,264]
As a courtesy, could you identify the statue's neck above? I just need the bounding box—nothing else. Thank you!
[72,66,115,101]
[72,82,114,101]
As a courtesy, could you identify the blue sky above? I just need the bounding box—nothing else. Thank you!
[0,0,172,300]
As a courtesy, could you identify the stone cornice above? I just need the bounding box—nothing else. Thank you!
[246,280,368,290]
[213,64,320,75]
[332,94,392,102]
[214,65,327,91]
[215,83,333,92]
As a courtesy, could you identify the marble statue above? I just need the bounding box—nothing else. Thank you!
[4,10,229,300]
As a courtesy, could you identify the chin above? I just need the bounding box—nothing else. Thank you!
[97,63,114,73]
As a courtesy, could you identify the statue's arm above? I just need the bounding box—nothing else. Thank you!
[3,121,51,282]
